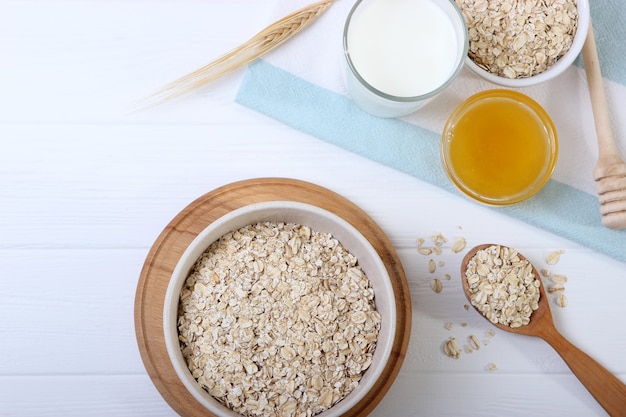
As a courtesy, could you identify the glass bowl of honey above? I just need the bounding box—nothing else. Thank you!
[441,89,558,205]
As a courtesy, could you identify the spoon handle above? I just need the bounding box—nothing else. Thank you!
[543,328,626,416]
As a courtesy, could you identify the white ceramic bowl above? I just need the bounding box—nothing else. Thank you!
[465,0,590,87]
[163,201,397,417]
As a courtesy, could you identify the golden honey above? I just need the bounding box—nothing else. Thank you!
[441,90,558,205]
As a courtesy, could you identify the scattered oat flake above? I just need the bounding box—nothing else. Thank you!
[463,304,470,311]
[469,335,480,351]
[416,237,425,247]
[464,345,474,354]
[431,232,448,247]
[445,322,454,331]
[541,268,551,277]
[433,247,442,255]
[546,250,565,265]
[444,338,462,359]
[451,237,467,253]
[418,247,433,256]
[431,278,443,294]
[556,293,568,308]
[460,322,468,327]
[429,259,436,273]
[438,260,445,267]
[548,285,565,294]
[486,362,498,372]
[445,273,452,281]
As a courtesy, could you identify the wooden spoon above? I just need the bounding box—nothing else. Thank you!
[461,244,626,416]
[582,21,626,229]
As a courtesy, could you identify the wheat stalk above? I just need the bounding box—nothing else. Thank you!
[141,0,336,108]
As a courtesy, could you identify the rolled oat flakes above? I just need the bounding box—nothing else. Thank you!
[456,0,579,79]
[177,221,381,417]
[464,245,540,328]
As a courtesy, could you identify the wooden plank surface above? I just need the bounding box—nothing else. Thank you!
[1,1,625,416]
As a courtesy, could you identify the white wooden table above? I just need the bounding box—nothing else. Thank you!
[1,1,624,416]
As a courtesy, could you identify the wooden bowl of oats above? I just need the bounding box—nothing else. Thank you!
[135,178,411,417]
[457,0,590,87]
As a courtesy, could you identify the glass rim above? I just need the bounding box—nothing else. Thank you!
[343,0,469,103]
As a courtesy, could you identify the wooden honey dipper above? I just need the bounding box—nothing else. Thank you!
[582,21,626,229]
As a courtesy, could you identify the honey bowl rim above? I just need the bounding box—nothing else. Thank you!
[441,89,559,206]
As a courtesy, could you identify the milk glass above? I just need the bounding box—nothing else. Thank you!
[343,0,468,118]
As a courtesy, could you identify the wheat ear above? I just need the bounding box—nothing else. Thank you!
[142,0,336,108]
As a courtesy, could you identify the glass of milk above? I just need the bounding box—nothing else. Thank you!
[343,0,468,118]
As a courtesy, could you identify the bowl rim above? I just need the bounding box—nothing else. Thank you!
[441,89,559,205]
[464,0,590,87]
[163,200,397,417]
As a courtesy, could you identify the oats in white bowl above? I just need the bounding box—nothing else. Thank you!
[177,221,381,417]
[456,0,586,85]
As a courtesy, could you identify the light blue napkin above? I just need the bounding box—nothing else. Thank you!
[235,1,626,264]
[236,60,625,263]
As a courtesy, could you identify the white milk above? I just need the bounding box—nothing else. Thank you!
[344,0,467,117]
